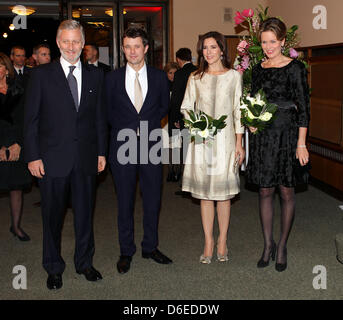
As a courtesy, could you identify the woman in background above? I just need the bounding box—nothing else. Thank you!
[0,52,32,241]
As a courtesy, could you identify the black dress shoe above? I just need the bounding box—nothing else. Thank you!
[142,249,173,264]
[47,274,62,290]
[76,266,102,281]
[117,255,132,274]
[10,226,31,241]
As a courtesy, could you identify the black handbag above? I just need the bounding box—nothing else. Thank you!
[293,158,311,185]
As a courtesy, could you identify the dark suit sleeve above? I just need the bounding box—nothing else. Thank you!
[95,69,108,156]
[23,68,42,163]
[169,71,188,124]
[159,72,170,120]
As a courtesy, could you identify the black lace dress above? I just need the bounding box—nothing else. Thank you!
[0,79,32,192]
[245,59,310,188]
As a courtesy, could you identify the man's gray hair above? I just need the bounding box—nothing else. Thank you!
[56,19,85,43]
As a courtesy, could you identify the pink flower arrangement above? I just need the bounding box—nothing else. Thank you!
[234,9,254,26]
[241,55,250,69]
[237,40,249,55]
[289,48,299,58]
[234,5,303,95]
[234,11,245,25]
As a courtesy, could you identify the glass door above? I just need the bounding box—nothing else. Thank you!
[119,3,168,69]
[68,2,117,69]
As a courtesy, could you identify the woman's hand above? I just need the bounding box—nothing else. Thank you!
[296,146,309,166]
[248,126,257,134]
[7,143,21,161]
[235,143,245,166]
[0,146,7,161]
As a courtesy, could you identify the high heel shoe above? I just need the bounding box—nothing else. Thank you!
[217,245,229,262]
[275,248,287,272]
[257,241,276,268]
[200,242,214,264]
[199,254,212,264]
[10,226,31,241]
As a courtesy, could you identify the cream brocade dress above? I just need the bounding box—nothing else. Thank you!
[181,70,244,200]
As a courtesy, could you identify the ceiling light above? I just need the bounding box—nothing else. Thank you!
[9,24,15,31]
[11,5,35,16]
[72,11,80,18]
[105,9,113,17]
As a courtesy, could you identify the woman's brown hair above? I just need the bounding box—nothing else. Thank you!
[258,17,287,42]
[194,31,230,78]
[0,52,15,82]
[163,61,179,74]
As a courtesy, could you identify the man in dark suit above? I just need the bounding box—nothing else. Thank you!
[106,27,172,274]
[168,48,197,182]
[24,20,107,290]
[10,45,30,80]
[83,44,111,73]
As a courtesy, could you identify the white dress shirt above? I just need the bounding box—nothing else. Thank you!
[60,56,82,105]
[14,66,24,75]
[88,60,98,67]
[125,63,148,108]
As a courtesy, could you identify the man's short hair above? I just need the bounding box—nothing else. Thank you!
[10,45,25,55]
[176,48,192,62]
[57,19,85,44]
[122,27,149,47]
[33,43,50,55]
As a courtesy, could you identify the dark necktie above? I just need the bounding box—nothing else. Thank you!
[18,69,23,77]
[67,65,78,111]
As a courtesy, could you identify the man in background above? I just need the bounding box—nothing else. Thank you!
[83,44,111,73]
[32,43,51,66]
[10,45,30,78]
[168,48,197,186]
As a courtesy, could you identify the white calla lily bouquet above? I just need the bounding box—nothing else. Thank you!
[184,110,227,144]
[240,89,278,134]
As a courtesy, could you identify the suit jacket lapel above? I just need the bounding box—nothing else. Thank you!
[140,66,152,113]
[79,64,89,109]
[52,61,77,111]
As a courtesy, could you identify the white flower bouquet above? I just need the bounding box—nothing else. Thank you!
[183,110,227,144]
[240,89,278,134]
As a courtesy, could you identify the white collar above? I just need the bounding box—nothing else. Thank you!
[126,62,147,76]
[88,60,98,67]
[60,56,81,70]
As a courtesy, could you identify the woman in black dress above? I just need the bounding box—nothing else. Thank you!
[0,52,32,241]
[246,18,310,271]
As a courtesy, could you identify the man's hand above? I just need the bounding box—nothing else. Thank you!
[28,159,45,178]
[98,156,106,173]
[7,143,21,161]
[0,146,7,161]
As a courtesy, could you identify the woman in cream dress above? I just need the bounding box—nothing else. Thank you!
[181,31,245,263]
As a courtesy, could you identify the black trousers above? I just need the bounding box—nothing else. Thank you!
[110,139,163,257]
[39,167,96,275]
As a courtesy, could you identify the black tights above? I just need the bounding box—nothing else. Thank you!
[259,185,295,264]
[9,190,25,236]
